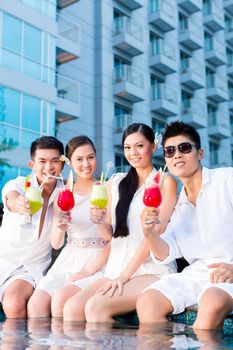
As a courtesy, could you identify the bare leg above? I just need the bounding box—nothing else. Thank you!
[85,275,159,323]
[28,289,51,318]
[51,284,81,318]
[63,278,108,322]
[194,287,233,330]
[136,288,173,323]
[2,280,34,318]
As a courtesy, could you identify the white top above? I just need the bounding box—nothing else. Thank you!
[152,167,233,266]
[104,169,176,279]
[0,174,62,285]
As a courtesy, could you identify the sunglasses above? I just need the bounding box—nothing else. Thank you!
[164,142,196,158]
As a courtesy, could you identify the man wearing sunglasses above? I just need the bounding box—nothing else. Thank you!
[137,121,233,330]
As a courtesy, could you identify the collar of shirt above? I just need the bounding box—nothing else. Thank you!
[178,167,210,206]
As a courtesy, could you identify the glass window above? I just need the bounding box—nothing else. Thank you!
[2,14,21,71]
[21,130,39,149]
[209,142,219,166]
[0,87,20,126]
[0,165,18,198]
[23,23,41,80]
[2,14,21,53]
[2,125,20,142]
[22,94,40,131]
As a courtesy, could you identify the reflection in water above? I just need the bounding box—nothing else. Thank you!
[0,317,232,349]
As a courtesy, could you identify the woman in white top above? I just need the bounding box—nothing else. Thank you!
[28,136,111,318]
[63,123,177,322]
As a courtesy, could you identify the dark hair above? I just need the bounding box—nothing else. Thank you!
[30,136,64,159]
[162,121,201,150]
[114,123,155,238]
[65,135,96,160]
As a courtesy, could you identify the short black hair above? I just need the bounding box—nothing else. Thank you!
[162,121,201,150]
[30,136,64,159]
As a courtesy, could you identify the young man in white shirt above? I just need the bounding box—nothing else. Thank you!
[0,136,64,318]
[137,121,233,330]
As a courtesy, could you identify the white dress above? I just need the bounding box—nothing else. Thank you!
[36,193,106,295]
[104,169,177,279]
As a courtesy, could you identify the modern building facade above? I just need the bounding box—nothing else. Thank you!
[0,0,233,193]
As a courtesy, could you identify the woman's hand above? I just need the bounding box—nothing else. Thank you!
[96,275,129,297]
[56,211,71,231]
[68,269,92,282]
[90,205,106,224]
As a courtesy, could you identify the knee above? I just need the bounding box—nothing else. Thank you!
[3,294,28,318]
[199,288,229,317]
[51,290,66,318]
[85,296,109,323]
[63,296,85,322]
[27,292,51,318]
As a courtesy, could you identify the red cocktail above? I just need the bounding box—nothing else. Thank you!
[143,183,162,208]
[57,189,75,212]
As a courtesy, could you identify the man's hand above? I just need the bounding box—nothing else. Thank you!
[14,195,31,216]
[141,207,160,235]
[208,263,233,283]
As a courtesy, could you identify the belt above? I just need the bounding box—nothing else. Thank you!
[67,237,107,248]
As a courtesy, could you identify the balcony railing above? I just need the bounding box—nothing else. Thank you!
[179,18,202,40]
[149,0,174,19]
[203,1,223,22]
[151,84,177,104]
[181,102,205,118]
[205,36,225,57]
[57,12,80,45]
[113,17,142,41]
[114,65,144,89]
[115,114,133,133]
[150,40,175,60]
[56,73,79,104]
[180,58,203,77]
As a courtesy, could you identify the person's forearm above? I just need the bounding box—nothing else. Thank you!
[51,220,66,249]
[96,223,113,241]
[86,243,111,274]
[120,239,150,281]
[144,229,169,261]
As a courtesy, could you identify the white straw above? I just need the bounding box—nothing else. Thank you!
[103,161,113,183]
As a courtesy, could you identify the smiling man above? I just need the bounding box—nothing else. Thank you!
[0,136,64,318]
[137,121,233,330]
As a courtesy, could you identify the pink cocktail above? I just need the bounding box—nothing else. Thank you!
[143,183,162,208]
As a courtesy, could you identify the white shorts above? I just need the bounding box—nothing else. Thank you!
[144,271,233,315]
[0,266,36,302]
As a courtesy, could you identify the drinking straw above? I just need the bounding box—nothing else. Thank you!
[103,161,113,183]
[100,170,104,185]
[39,174,64,189]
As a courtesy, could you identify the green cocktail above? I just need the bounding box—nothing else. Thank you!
[26,188,43,215]
[90,183,108,209]
[21,187,43,229]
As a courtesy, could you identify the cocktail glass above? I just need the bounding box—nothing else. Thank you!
[143,183,162,225]
[90,183,108,209]
[57,188,75,212]
[21,187,43,229]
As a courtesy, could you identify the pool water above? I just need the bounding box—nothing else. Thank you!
[0,315,233,350]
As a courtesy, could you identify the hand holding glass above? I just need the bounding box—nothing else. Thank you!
[21,187,43,229]
[90,183,108,209]
[143,183,162,225]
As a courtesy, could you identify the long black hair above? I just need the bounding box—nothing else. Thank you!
[113,123,155,238]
